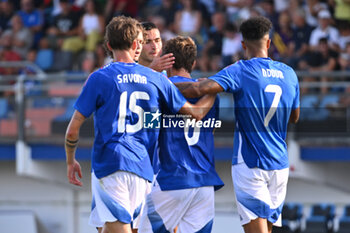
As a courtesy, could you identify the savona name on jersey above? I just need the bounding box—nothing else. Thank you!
[117,73,147,84]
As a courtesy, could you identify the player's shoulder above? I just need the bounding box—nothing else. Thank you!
[90,64,110,79]
[85,63,116,86]
[97,62,116,74]
[214,60,242,77]
[224,60,242,70]
[271,60,295,73]
[273,60,298,80]
[98,61,146,76]
[270,60,299,86]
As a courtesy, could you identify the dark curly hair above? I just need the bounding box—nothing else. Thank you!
[239,16,272,41]
[141,22,157,31]
[163,36,197,73]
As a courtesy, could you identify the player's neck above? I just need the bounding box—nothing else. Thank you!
[244,37,270,59]
[112,50,135,63]
[169,68,191,79]
[246,49,269,60]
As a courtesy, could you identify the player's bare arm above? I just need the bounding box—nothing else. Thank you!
[149,53,175,72]
[65,110,86,186]
[179,94,217,121]
[289,107,300,123]
[175,79,224,98]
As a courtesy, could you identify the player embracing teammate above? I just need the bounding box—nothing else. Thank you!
[174,16,300,233]
[65,15,299,233]
[65,16,215,233]
[138,36,224,233]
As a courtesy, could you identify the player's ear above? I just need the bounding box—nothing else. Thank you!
[241,41,246,50]
[267,39,271,50]
[106,42,113,52]
[192,60,196,71]
[131,39,137,50]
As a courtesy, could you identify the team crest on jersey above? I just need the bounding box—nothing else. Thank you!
[144,110,161,129]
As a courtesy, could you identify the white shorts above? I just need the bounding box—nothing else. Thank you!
[232,163,289,227]
[138,182,215,233]
[89,171,151,228]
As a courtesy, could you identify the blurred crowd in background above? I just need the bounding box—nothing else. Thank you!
[1,0,350,90]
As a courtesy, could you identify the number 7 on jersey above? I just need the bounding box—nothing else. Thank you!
[264,84,282,127]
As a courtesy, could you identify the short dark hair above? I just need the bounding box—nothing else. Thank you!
[239,16,272,41]
[141,22,157,31]
[104,16,142,52]
[163,36,197,73]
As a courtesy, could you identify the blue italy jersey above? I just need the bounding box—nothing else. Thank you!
[156,76,224,191]
[209,58,299,170]
[74,62,187,181]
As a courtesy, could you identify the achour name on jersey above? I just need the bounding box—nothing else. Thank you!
[117,73,147,84]
[261,68,284,79]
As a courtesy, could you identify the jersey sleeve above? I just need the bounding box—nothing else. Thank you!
[74,73,104,117]
[158,74,187,114]
[208,65,240,93]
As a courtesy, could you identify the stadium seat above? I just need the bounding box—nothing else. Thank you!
[25,108,65,136]
[317,95,340,120]
[274,203,303,233]
[283,203,303,221]
[54,98,76,121]
[274,225,295,233]
[50,50,73,71]
[320,95,339,107]
[35,49,54,71]
[299,95,319,120]
[337,205,350,233]
[296,94,345,138]
[303,203,335,233]
[51,98,94,137]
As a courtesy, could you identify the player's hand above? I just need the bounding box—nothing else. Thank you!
[67,159,83,186]
[149,53,175,72]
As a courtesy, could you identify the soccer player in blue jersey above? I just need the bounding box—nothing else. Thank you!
[64,16,216,233]
[138,36,224,233]
[174,17,300,233]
